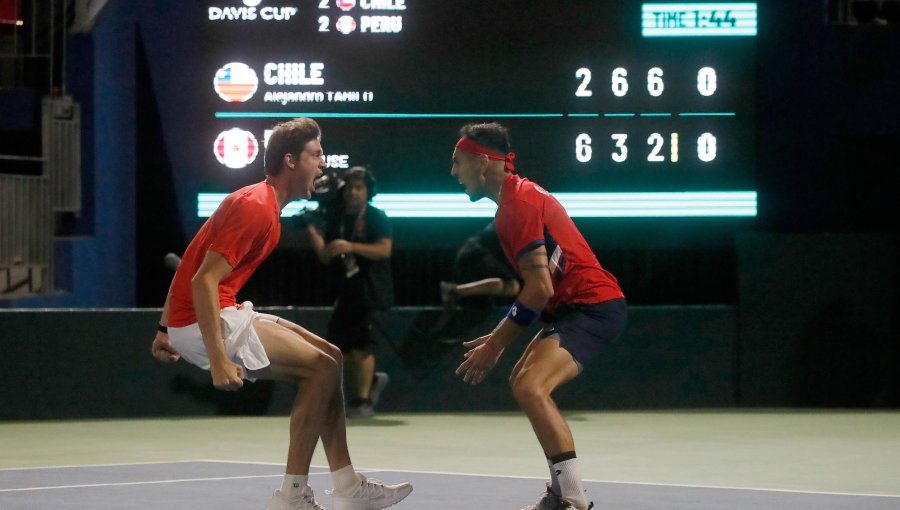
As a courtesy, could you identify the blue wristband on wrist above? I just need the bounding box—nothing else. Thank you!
[507,300,539,327]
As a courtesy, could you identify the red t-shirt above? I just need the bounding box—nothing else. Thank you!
[494,174,624,312]
[167,181,281,327]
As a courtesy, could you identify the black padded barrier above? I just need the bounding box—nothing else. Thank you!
[0,306,737,420]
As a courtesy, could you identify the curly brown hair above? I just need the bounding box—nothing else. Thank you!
[264,117,322,176]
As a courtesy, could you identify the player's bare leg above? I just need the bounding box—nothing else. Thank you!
[256,318,412,510]
[259,318,353,468]
[253,319,340,475]
[510,334,590,510]
[277,319,354,468]
[252,319,339,510]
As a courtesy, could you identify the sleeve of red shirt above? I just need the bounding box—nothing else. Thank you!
[207,198,272,269]
[501,198,545,264]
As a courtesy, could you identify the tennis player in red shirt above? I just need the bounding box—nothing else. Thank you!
[151,118,412,510]
[452,122,626,510]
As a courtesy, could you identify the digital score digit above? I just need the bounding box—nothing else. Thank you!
[572,66,723,165]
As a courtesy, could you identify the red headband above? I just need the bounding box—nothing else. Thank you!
[455,137,516,172]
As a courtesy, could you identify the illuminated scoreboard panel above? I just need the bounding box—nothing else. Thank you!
[200,1,757,218]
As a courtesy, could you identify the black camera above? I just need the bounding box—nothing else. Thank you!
[294,166,377,228]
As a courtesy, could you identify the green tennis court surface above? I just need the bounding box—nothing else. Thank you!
[2,411,898,509]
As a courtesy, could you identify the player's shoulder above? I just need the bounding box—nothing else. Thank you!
[220,183,276,220]
[503,184,545,214]
[222,181,258,202]
[231,182,270,205]
[515,177,552,200]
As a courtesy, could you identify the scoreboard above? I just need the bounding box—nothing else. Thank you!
[199,1,757,219]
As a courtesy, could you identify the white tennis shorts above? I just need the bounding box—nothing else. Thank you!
[168,301,272,380]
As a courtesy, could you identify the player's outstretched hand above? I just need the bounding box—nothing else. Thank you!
[461,335,488,349]
[456,334,502,385]
[151,332,181,363]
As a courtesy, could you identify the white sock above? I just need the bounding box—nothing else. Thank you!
[281,474,309,496]
[553,457,588,509]
[546,456,561,496]
[332,464,360,493]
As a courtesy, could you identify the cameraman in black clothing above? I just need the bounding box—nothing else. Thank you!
[305,166,394,419]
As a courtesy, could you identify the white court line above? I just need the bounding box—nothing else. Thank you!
[196,459,283,466]
[378,467,900,499]
[0,459,324,472]
[195,459,373,473]
[0,474,282,493]
[0,460,205,472]
[3,460,899,499]
[212,460,900,498]
[296,462,900,499]
[0,460,331,493]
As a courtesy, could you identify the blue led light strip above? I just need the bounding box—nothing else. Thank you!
[215,112,736,119]
[198,192,757,218]
[679,112,737,117]
[215,112,563,119]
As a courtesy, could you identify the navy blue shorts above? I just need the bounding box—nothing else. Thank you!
[539,298,627,370]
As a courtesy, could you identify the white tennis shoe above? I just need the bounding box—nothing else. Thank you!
[521,484,594,510]
[521,484,563,510]
[266,486,326,510]
[329,474,413,510]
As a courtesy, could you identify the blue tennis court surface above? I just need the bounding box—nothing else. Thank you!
[1,461,898,509]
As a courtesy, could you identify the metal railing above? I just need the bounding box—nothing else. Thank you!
[0,174,52,297]
[0,95,80,298]
[43,95,81,213]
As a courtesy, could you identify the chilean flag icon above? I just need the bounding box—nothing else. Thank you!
[213,62,259,103]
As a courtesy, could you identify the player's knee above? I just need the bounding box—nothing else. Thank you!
[508,370,519,390]
[319,341,342,365]
[510,372,547,405]
[329,344,343,365]
[310,351,340,383]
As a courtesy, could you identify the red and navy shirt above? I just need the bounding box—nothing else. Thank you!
[494,174,624,313]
